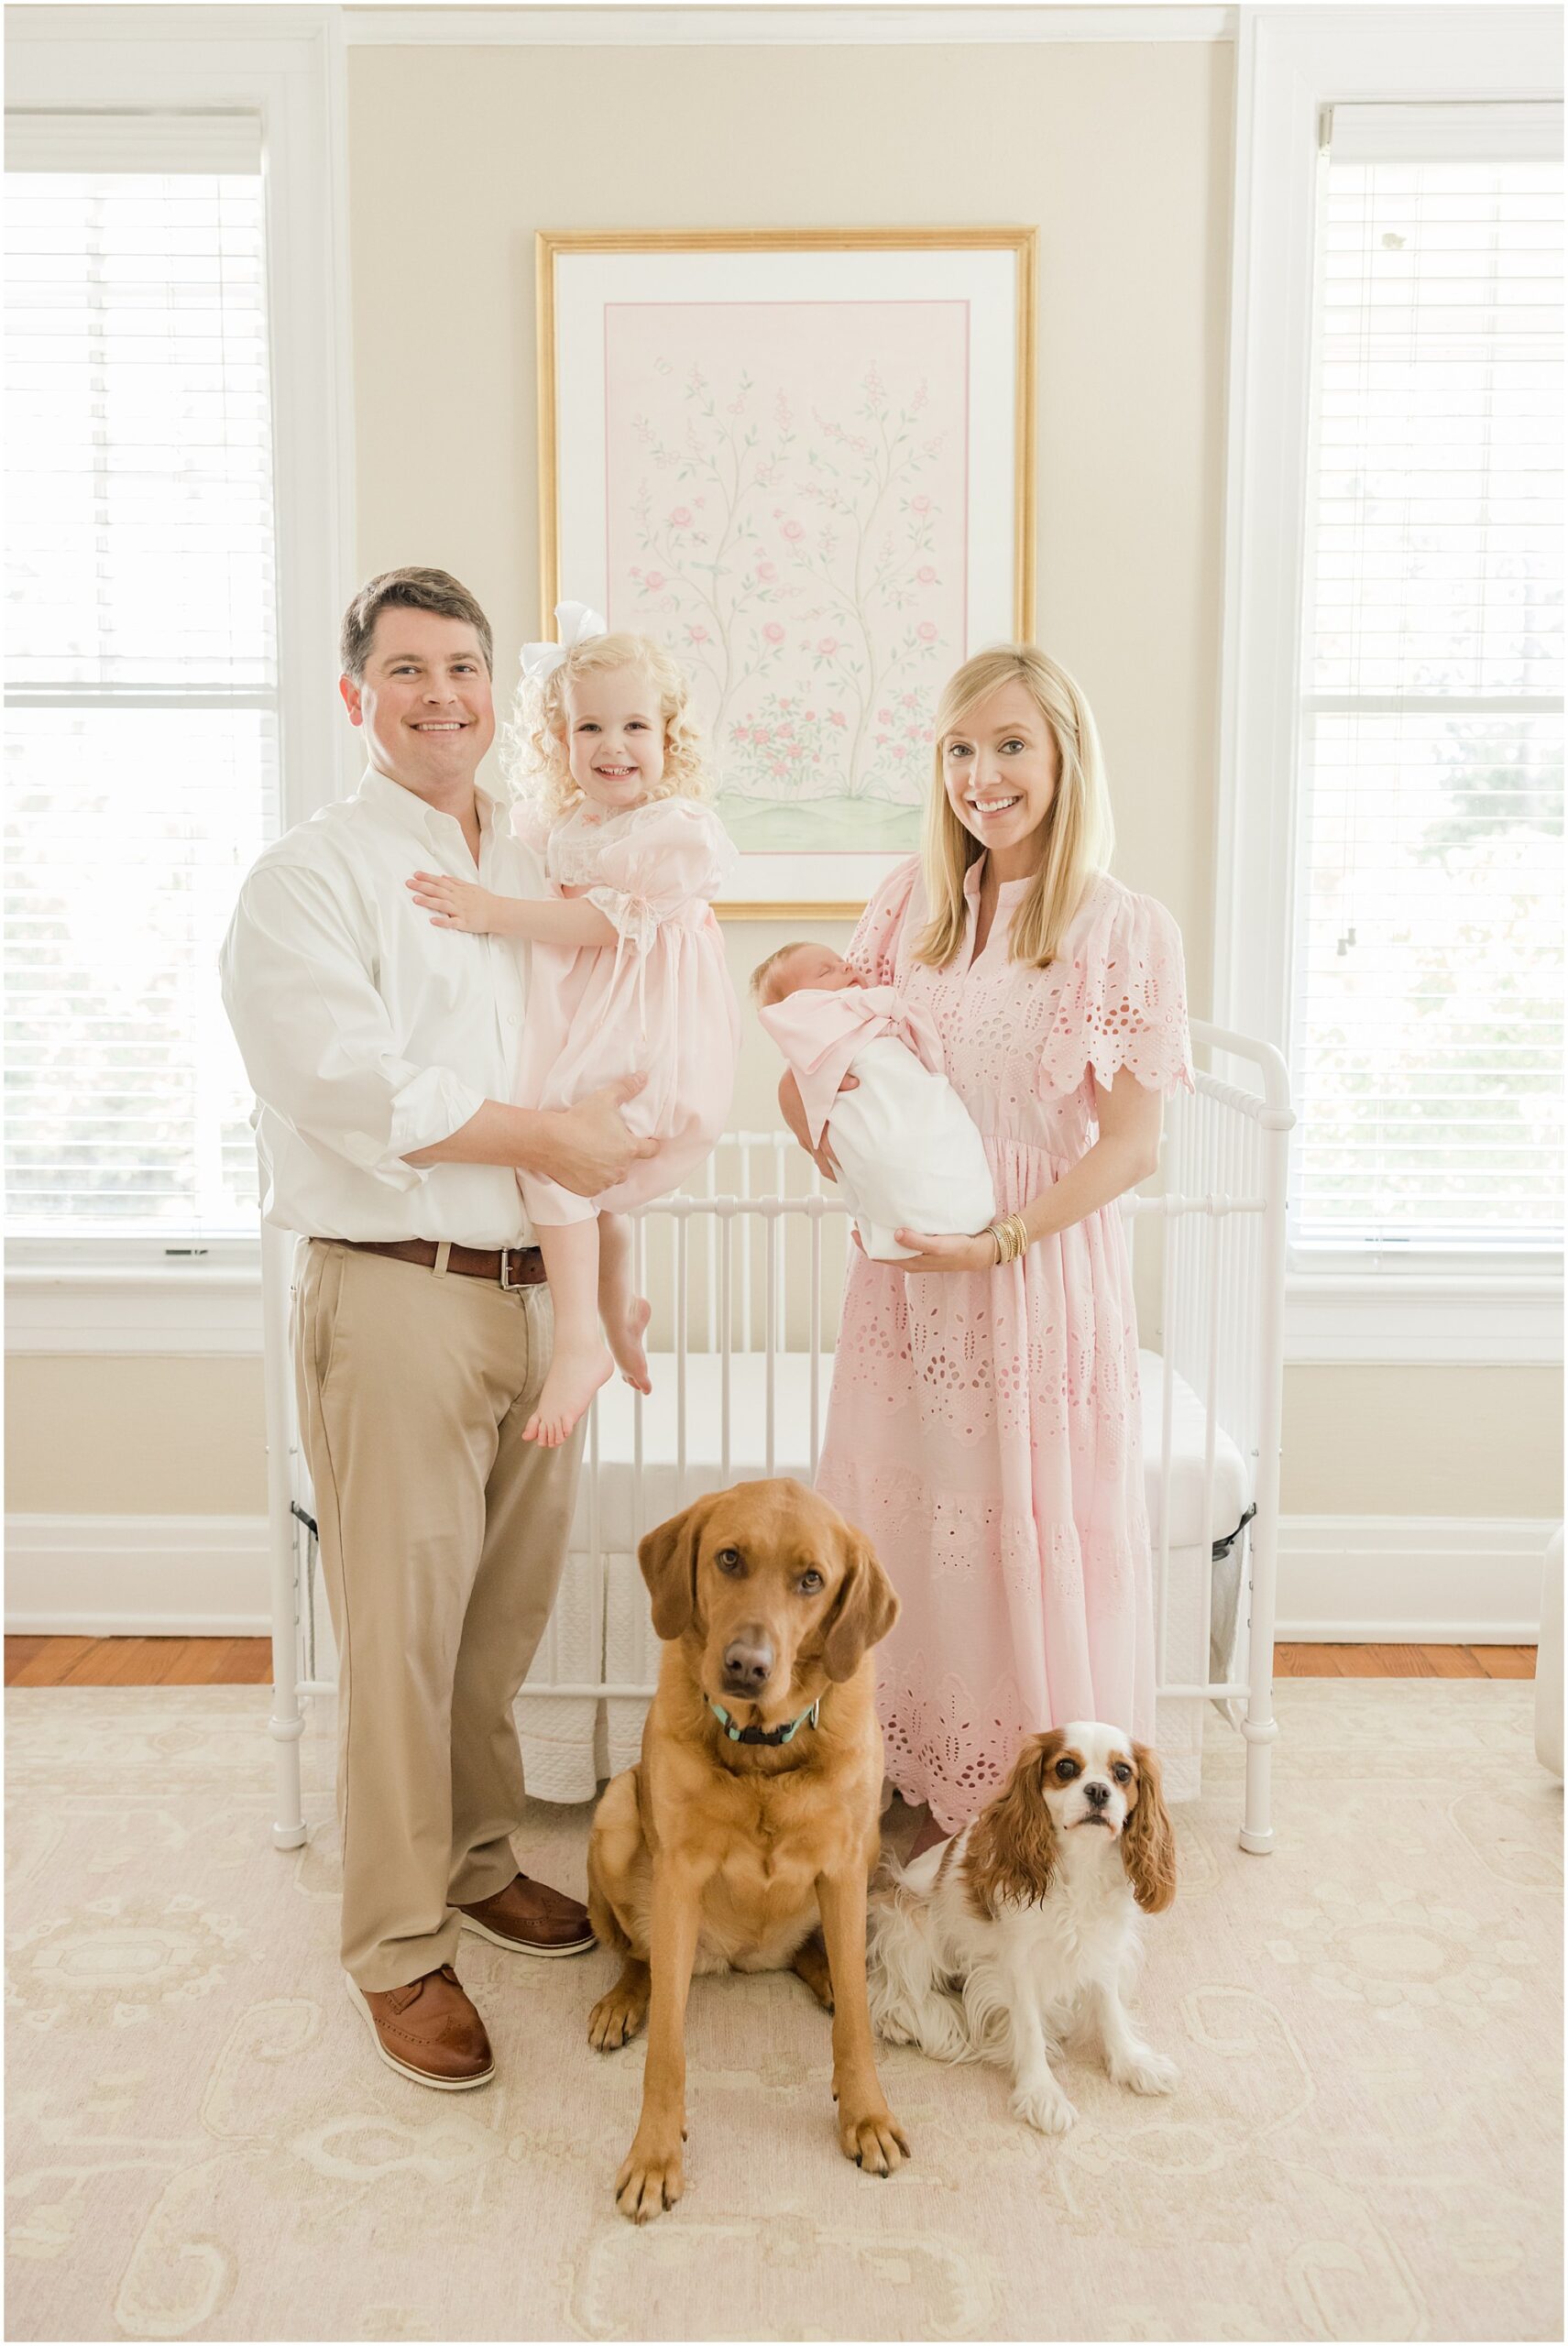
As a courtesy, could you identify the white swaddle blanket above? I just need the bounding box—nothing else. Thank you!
[760,981,996,1261]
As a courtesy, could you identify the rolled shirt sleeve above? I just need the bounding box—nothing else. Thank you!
[221,860,485,1190]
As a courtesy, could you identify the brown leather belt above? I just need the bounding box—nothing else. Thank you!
[327,1238,546,1288]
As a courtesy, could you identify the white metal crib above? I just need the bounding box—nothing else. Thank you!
[260,1020,1291,1856]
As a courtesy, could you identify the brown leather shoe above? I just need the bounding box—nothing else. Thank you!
[345,1964,495,2089]
[456,1871,595,1957]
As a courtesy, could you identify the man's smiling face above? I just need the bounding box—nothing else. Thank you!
[339,609,496,799]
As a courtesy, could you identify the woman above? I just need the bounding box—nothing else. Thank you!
[784,646,1191,1854]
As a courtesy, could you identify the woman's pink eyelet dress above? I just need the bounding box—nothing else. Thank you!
[513,794,740,1225]
[814,854,1193,1833]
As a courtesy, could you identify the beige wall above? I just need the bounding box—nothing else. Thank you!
[5,35,1559,1527]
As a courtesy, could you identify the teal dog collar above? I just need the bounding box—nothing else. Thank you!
[707,1696,821,1749]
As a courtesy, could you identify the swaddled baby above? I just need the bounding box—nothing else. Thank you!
[752,942,996,1262]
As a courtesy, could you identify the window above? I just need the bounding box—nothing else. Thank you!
[5,113,280,1243]
[1293,104,1563,1267]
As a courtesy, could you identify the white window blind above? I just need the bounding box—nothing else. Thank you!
[1295,104,1563,1263]
[5,112,279,1242]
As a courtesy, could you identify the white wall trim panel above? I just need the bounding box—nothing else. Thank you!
[5,1266,265,1355]
[1276,1516,1553,1644]
[6,1511,1552,1642]
[5,1517,272,1637]
[340,6,1237,48]
[1286,1277,1563,1366]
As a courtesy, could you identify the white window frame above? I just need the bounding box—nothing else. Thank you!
[5,4,355,1355]
[1215,3,1564,1365]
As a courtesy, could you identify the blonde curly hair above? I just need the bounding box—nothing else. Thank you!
[502,630,711,824]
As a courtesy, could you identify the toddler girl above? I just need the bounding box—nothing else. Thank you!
[408,603,740,1447]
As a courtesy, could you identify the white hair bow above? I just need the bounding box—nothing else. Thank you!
[520,599,608,682]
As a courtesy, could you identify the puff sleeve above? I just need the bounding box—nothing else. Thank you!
[585,799,739,956]
[1036,883,1194,1100]
[845,854,921,988]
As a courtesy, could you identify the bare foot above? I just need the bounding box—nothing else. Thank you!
[606,1294,652,1394]
[522,1339,613,1447]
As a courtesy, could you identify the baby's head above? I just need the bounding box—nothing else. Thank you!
[751,941,861,1009]
[508,630,708,821]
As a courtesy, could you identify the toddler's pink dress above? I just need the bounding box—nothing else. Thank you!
[515,795,740,1223]
[815,854,1192,1832]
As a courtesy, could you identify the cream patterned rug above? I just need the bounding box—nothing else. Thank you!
[5,1681,1561,2343]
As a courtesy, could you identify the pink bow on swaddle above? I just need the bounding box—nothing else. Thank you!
[758,983,946,1147]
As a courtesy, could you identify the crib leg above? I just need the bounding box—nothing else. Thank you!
[1239,1705,1277,1854]
[271,1701,307,1852]
[1239,1509,1280,1855]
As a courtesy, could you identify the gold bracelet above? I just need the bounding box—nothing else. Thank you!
[987,1211,1029,1267]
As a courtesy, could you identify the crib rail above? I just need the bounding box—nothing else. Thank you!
[261,1019,1290,1854]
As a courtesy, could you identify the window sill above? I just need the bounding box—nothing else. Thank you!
[5,1260,264,1355]
[1286,1273,1563,1367]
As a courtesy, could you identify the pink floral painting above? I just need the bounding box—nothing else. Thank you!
[604,301,969,854]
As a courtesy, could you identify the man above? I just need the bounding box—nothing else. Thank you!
[221,567,655,2089]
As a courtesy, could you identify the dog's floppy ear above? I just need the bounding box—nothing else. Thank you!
[821,1525,899,1683]
[1123,1740,1176,1913]
[963,1730,1061,1915]
[638,1495,716,1640]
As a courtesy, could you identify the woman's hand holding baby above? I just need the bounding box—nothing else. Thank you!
[408,870,508,933]
[856,1228,998,1275]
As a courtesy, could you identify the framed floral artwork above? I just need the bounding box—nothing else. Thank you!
[537,228,1036,915]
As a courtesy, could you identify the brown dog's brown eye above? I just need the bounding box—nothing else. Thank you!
[715,1547,742,1574]
[1056,1759,1078,1780]
[1113,1763,1132,1784]
[797,1570,824,1595]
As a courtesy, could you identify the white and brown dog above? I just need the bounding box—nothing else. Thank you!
[866,1724,1177,2134]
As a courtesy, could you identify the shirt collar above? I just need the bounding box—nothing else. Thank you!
[356,766,503,847]
[962,853,1036,902]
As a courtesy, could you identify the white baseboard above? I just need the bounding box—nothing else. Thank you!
[1275,1516,1552,1643]
[3,1511,1552,1644]
[5,1516,271,1637]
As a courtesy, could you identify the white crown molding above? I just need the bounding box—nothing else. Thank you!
[5,1511,1551,1642]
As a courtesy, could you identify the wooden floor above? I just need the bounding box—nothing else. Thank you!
[2,1636,1539,1688]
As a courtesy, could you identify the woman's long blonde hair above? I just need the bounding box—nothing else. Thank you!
[501,630,711,823]
[915,644,1113,970]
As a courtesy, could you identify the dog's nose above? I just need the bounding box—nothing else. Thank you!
[721,1633,774,1693]
[1083,1780,1111,1808]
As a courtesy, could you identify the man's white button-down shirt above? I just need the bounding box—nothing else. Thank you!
[220,767,543,1244]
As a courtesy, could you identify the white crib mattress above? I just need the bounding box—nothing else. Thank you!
[521,1351,1255,1806]
[573,1350,1250,1555]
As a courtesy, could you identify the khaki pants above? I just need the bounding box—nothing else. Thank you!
[292,1241,584,1990]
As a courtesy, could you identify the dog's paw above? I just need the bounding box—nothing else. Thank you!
[1010,2081,1077,2136]
[614,2128,685,2224]
[587,1983,647,2052]
[837,2098,911,2177]
[1113,2045,1179,2097]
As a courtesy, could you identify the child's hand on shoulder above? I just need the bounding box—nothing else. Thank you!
[408,870,503,934]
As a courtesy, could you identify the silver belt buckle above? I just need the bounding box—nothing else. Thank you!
[499,1248,521,1291]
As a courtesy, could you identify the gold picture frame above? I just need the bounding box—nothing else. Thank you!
[536,226,1037,919]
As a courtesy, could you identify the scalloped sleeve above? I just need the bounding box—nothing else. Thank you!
[1036,885,1194,1099]
[585,799,739,956]
[845,854,921,988]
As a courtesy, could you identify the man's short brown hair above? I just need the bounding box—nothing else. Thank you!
[339,567,494,681]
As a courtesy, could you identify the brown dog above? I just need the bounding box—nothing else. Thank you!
[586,1476,910,2223]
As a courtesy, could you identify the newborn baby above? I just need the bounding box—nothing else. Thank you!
[753,942,996,1262]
